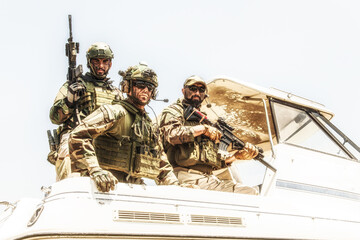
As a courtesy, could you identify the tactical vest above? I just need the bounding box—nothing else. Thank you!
[165,102,222,170]
[62,75,121,130]
[77,78,121,116]
[94,101,161,179]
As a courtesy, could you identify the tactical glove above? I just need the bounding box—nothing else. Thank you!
[89,167,118,192]
[234,142,259,160]
[66,82,85,106]
[203,124,222,143]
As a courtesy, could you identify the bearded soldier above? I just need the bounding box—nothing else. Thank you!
[160,75,259,194]
[49,42,123,181]
[68,63,179,192]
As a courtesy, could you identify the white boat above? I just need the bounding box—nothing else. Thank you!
[1,77,359,240]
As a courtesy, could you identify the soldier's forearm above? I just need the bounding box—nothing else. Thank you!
[190,125,206,137]
[157,170,179,185]
[165,126,195,145]
[69,137,100,172]
[50,99,74,124]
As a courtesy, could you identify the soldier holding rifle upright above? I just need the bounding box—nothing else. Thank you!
[160,75,259,194]
[49,15,122,181]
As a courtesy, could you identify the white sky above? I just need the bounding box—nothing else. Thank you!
[1,0,360,202]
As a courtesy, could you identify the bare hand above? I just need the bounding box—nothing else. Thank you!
[203,124,222,143]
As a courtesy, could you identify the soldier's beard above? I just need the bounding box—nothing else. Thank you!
[184,96,203,108]
[90,65,108,80]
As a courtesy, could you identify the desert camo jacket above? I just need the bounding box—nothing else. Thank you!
[68,102,179,185]
[160,98,196,147]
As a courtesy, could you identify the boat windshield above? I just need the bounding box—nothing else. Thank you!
[272,102,359,160]
[311,112,360,161]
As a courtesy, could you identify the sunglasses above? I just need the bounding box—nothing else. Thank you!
[133,81,155,92]
[187,85,206,93]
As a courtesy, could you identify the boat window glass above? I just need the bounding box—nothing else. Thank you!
[273,102,348,158]
[313,113,360,160]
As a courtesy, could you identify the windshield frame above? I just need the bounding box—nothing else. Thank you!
[270,98,359,162]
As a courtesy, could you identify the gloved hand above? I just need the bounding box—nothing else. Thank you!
[234,142,259,160]
[89,167,118,192]
[66,82,85,106]
[203,124,222,143]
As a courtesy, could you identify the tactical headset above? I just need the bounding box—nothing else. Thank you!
[119,71,158,100]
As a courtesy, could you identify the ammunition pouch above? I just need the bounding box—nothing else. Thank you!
[94,87,120,108]
[77,92,93,113]
[94,101,161,180]
[133,146,160,179]
[96,137,161,180]
[174,136,221,169]
[75,82,121,120]
[95,136,133,173]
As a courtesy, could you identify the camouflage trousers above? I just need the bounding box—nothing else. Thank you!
[174,167,259,195]
[55,131,79,181]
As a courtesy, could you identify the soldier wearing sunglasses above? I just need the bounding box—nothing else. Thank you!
[160,76,259,194]
[68,63,179,192]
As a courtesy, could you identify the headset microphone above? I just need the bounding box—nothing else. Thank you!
[204,97,212,108]
[154,99,169,103]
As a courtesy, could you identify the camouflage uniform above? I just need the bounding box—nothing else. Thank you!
[49,42,122,181]
[68,100,178,185]
[160,97,258,195]
[68,63,178,188]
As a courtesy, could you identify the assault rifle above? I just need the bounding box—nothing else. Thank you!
[184,105,276,172]
[65,14,83,125]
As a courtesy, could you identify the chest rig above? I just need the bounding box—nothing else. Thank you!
[168,103,221,170]
[94,100,161,179]
[77,78,121,116]
[64,74,121,130]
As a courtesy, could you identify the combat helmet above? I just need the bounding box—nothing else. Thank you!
[86,42,114,78]
[86,42,114,61]
[119,62,158,99]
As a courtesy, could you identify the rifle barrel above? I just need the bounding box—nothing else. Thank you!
[68,15,73,40]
